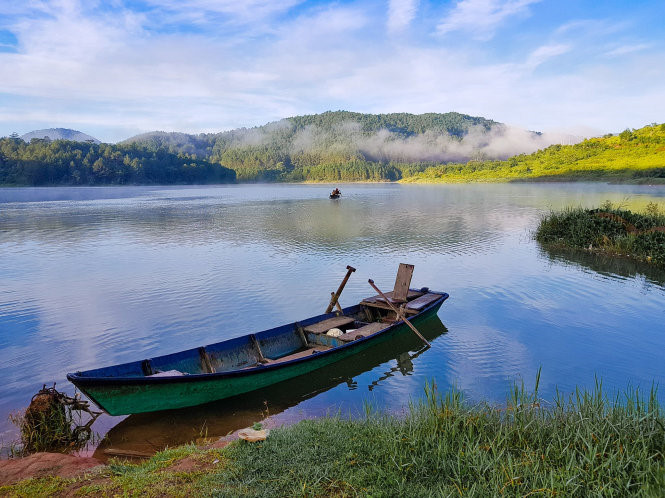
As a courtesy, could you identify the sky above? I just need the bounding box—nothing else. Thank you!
[0,0,664,143]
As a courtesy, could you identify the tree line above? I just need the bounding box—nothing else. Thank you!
[0,137,235,185]
[122,111,496,182]
[4,118,662,186]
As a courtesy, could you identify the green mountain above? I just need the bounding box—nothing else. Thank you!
[20,128,100,144]
[3,113,663,185]
[404,123,665,183]
[121,131,214,158]
[124,111,505,181]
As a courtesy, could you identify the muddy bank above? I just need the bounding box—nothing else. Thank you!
[0,452,103,485]
[0,433,234,486]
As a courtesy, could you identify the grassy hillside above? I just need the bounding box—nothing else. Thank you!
[404,123,665,183]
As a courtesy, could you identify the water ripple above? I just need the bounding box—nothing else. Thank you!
[1,183,665,445]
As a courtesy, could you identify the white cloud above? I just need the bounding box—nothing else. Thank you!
[0,0,664,141]
[525,43,571,68]
[141,0,303,25]
[437,0,541,40]
[387,0,419,33]
[280,4,370,39]
[604,43,651,57]
[554,18,627,37]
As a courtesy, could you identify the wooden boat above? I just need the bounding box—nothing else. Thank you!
[67,288,448,415]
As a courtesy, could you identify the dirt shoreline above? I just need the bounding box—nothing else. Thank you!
[0,430,240,486]
[0,452,104,485]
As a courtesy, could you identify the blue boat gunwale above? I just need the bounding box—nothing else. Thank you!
[67,291,448,387]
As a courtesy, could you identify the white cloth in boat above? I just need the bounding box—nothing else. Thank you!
[149,369,186,377]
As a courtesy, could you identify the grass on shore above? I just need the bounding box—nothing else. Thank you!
[536,202,665,266]
[402,123,665,183]
[3,378,665,497]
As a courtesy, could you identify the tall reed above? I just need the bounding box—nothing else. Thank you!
[210,377,665,496]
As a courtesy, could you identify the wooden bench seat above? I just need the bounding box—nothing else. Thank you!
[361,290,423,304]
[360,300,420,315]
[405,293,443,311]
[267,345,331,364]
[338,322,387,342]
[303,316,355,334]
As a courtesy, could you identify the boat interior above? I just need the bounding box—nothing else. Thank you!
[75,265,444,379]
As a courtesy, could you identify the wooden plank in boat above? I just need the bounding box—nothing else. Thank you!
[362,290,423,304]
[303,316,354,334]
[338,322,386,342]
[271,345,330,364]
[405,293,443,311]
[360,300,419,315]
[392,263,414,302]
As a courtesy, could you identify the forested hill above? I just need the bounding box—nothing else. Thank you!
[0,139,235,185]
[20,128,100,143]
[120,131,215,158]
[272,111,497,136]
[123,111,498,152]
[4,114,663,185]
[123,111,505,181]
[404,123,665,183]
[6,110,505,185]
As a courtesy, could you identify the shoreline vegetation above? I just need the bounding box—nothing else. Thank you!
[2,382,665,496]
[2,114,664,186]
[536,202,665,267]
[401,123,665,184]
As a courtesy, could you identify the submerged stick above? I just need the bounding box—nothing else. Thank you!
[368,279,431,347]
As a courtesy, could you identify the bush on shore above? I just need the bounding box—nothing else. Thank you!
[536,202,665,266]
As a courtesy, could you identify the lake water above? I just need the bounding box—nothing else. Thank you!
[1,183,664,457]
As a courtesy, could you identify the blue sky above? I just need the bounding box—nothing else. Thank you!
[0,0,664,142]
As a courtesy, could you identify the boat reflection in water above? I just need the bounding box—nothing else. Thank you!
[94,314,448,460]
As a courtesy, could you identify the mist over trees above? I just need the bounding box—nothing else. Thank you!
[122,111,569,182]
[1,111,591,185]
[404,123,665,182]
[20,128,101,144]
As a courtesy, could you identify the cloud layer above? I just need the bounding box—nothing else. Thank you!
[0,0,663,142]
[226,119,581,164]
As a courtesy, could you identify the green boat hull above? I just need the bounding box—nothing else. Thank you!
[74,304,443,415]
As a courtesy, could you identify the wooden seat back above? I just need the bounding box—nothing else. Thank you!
[392,263,414,302]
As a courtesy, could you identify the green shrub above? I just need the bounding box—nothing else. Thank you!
[535,205,665,266]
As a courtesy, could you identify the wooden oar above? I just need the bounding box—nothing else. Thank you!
[368,279,431,347]
[325,265,356,313]
[329,292,343,313]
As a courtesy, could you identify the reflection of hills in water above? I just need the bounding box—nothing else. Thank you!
[0,187,513,257]
[94,315,448,460]
[539,244,665,287]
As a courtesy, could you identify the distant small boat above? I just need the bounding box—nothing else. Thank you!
[67,286,448,415]
[330,189,342,199]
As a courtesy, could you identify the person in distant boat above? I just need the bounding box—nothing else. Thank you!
[331,188,341,196]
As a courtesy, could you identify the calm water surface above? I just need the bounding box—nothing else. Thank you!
[1,183,664,455]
